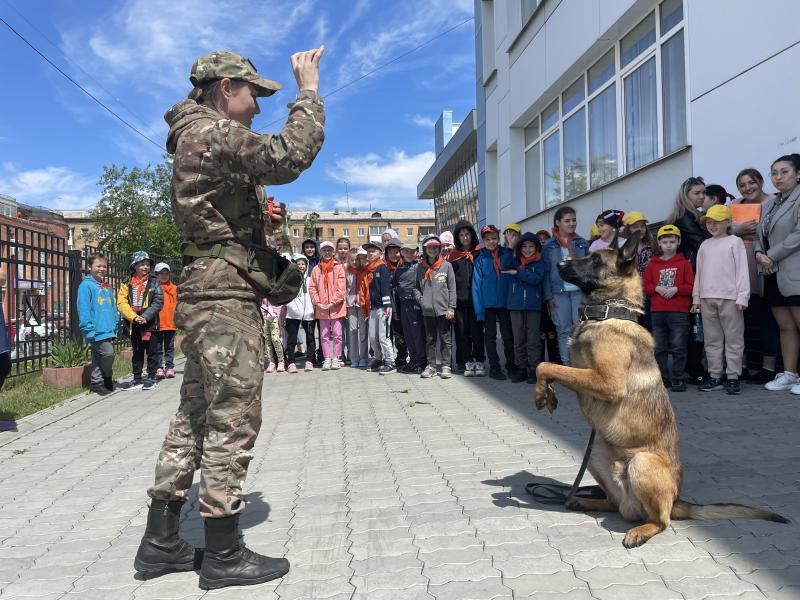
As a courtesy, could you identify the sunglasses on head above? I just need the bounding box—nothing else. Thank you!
[684,176,704,185]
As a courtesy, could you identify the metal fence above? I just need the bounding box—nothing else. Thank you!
[0,222,181,379]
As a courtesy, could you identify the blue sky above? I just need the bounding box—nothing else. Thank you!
[0,0,476,213]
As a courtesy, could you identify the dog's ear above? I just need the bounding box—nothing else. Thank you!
[618,232,642,273]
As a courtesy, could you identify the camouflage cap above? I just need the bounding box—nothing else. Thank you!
[190,50,282,97]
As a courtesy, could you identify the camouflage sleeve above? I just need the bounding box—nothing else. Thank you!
[215,91,325,185]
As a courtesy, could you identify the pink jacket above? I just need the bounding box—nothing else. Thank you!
[309,261,347,319]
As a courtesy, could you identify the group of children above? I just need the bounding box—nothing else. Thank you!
[77,250,178,395]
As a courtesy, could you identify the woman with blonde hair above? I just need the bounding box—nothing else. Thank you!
[668,176,715,269]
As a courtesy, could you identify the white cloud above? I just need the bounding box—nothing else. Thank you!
[61,0,315,96]
[408,114,436,128]
[0,166,99,210]
[332,0,473,90]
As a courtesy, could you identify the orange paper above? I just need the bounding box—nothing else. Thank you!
[731,203,761,223]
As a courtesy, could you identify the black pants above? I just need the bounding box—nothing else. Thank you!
[131,322,161,380]
[400,301,426,367]
[484,307,516,371]
[155,330,176,369]
[424,315,452,366]
[286,319,316,365]
[0,352,10,391]
[652,311,689,382]
[390,314,408,365]
[538,309,561,364]
[455,302,485,364]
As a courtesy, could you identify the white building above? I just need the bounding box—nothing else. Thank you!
[475,0,800,232]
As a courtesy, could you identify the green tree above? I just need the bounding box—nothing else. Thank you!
[88,160,182,259]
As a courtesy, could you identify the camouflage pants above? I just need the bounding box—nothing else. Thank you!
[148,298,264,517]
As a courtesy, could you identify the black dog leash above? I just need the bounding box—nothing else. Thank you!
[525,429,606,504]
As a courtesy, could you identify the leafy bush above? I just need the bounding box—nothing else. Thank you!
[49,339,91,368]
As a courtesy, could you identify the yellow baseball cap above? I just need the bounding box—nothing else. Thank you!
[701,204,732,222]
[503,223,521,234]
[622,211,647,225]
[657,224,681,239]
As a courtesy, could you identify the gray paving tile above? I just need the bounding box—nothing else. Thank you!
[427,576,512,600]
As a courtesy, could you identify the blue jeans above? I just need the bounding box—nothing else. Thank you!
[550,291,582,365]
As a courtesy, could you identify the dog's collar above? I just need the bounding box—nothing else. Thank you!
[579,300,641,323]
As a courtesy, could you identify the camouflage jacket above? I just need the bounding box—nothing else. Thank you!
[165,90,325,301]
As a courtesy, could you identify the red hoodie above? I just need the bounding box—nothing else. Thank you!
[643,252,694,313]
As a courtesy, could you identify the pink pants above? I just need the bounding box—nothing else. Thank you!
[319,318,343,359]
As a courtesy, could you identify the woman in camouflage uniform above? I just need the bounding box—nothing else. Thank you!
[135,47,324,590]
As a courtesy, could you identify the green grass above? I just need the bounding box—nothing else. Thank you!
[0,355,134,423]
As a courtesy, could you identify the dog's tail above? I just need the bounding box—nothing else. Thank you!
[671,499,789,523]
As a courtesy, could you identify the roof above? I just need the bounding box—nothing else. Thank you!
[418,109,477,199]
[289,209,434,222]
[59,210,94,220]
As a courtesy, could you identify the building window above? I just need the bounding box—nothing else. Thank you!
[328,227,335,237]
[523,0,685,211]
[80,228,90,238]
[419,226,436,237]
[292,228,300,238]
[358,228,365,237]
[368,226,383,236]
[342,227,349,237]
[406,227,413,237]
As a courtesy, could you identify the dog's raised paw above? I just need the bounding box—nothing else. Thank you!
[545,384,558,413]
[534,381,548,410]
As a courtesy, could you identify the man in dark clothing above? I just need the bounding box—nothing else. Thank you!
[384,238,408,367]
[393,242,426,373]
[449,221,486,376]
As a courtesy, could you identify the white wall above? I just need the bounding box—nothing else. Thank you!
[476,0,800,233]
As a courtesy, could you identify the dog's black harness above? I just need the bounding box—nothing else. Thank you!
[578,299,641,323]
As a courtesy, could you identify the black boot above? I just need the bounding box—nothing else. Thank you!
[103,376,114,391]
[527,368,537,384]
[199,514,290,590]
[134,500,197,575]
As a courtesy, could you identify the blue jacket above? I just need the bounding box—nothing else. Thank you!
[542,234,589,300]
[77,276,119,342]
[368,262,392,309]
[471,246,512,320]
[502,235,547,311]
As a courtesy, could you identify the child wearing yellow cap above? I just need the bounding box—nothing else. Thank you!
[691,204,750,395]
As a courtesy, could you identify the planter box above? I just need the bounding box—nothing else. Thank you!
[42,364,91,389]
[119,349,133,362]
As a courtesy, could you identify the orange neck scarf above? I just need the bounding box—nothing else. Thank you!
[449,244,479,263]
[385,257,404,272]
[518,252,540,267]
[359,258,383,316]
[424,255,445,280]
[551,227,575,258]
[488,247,501,276]
[320,257,335,288]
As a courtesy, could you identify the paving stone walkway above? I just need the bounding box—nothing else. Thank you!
[1,357,799,599]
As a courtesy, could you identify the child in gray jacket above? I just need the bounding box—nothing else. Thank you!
[415,235,457,378]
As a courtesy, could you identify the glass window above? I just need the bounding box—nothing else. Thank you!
[342,228,349,236]
[662,32,687,153]
[588,48,615,94]
[541,99,559,132]
[524,116,539,146]
[624,57,658,171]
[524,143,541,214]
[292,228,300,238]
[419,226,436,236]
[562,77,585,114]
[328,227,335,237]
[621,12,655,67]
[406,227,413,236]
[522,0,540,23]
[563,108,587,199]
[660,0,683,34]
[358,228,365,236]
[543,132,561,207]
[589,83,618,187]
[369,226,383,236]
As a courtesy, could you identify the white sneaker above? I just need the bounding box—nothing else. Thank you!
[322,359,332,371]
[331,358,341,370]
[464,362,474,377]
[791,382,800,395]
[474,361,487,377]
[765,372,799,391]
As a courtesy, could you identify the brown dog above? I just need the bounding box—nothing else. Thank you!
[535,234,788,547]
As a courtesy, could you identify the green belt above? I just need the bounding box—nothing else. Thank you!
[183,241,248,263]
